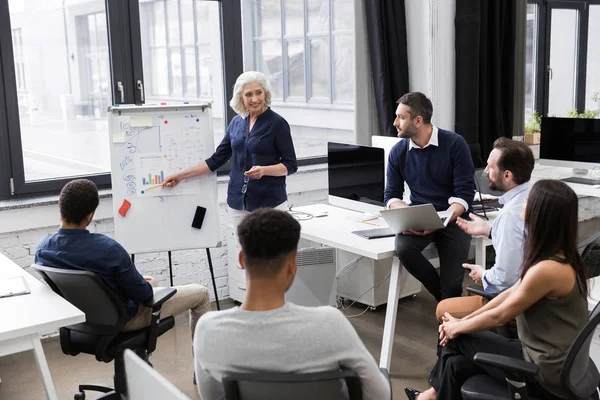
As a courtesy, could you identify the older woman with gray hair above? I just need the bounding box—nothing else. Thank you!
[164,71,297,226]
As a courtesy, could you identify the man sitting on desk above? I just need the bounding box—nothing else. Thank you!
[435,138,534,320]
[35,179,211,345]
[193,209,391,400]
[385,92,474,302]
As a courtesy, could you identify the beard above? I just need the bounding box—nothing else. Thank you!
[398,124,418,139]
[488,179,504,192]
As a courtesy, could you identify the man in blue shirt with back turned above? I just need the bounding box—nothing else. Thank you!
[384,92,474,302]
[35,179,211,352]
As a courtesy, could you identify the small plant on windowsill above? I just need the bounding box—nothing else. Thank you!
[524,111,541,145]
[566,108,600,119]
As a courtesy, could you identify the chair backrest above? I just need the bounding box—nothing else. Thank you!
[561,301,600,398]
[222,370,363,400]
[124,349,191,400]
[32,264,128,333]
[580,232,600,278]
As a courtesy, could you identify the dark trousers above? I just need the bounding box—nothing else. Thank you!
[395,222,471,302]
[429,331,562,400]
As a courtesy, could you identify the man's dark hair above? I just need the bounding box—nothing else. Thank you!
[59,179,99,225]
[237,208,301,278]
[493,137,535,185]
[396,92,433,124]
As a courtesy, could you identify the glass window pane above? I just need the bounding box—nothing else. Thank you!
[9,2,112,181]
[152,1,166,46]
[586,5,600,112]
[198,44,212,96]
[167,1,180,46]
[287,40,305,98]
[184,47,197,96]
[180,1,195,46]
[333,0,353,31]
[253,0,281,37]
[333,34,353,102]
[547,9,578,117]
[525,4,538,117]
[310,38,330,98]
[196,2,211,40]
[284,0,303,36]
[170,49,183,96]
[151,48,169,95]
[308,0,329,33]
[255,39,283,98]
[141,1,224,150]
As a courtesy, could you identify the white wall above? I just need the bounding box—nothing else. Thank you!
[0,167,329,301]
[405,0,456,131]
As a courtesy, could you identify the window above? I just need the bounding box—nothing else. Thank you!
[7,0,112,183]
[139,0,225,150]
[247,0,355,158]
[586,5,600,112]
[0,0,242,199]
[527,0,600,118]
[252,0,353,103]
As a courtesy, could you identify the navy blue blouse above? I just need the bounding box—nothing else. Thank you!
[205,108,298,211]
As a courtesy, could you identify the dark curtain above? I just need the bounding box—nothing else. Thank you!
[455,0,517,158]
[365,0,409,137]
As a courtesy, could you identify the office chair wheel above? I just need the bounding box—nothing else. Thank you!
[74,392,85,400]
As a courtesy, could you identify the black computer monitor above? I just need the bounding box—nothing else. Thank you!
[327,142,385,207]
[539,117,600,169]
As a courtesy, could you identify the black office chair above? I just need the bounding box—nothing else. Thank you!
[32,265,176,400]
[222,368,383,400]
[461,302,600,400]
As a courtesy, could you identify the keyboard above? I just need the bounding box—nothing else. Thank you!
[561,177,600,186]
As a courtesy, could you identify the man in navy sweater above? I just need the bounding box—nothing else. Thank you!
[384,92,474,302]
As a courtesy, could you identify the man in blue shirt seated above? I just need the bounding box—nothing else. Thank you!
[385,92,474,302]
[35,179,211,343]
[435,138,534,320]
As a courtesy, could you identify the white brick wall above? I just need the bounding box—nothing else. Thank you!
[0,182,328,302]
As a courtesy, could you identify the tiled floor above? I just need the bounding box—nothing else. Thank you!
[2,218,599,400]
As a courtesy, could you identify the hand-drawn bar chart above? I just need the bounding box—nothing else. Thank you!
[142,171,165,185]
[136,152,201,197]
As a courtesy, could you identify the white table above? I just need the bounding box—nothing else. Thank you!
[0,254,85,400]
[294,204,443,370]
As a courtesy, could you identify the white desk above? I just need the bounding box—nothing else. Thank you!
[0,254,85,400]
[294,204,440,370]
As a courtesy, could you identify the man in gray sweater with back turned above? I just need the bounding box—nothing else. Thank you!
[193,208,390,400]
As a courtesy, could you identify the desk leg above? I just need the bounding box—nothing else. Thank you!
[31,335,58,400]
[380,257,402,370]
[475,237,486,268]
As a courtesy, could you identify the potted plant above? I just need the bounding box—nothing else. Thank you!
[524,111,541,144]
[567,108,600,118]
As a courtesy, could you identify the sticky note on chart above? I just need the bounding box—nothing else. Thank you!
[130,116,153,127]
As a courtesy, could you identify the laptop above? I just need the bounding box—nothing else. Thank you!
[379,204,454,234]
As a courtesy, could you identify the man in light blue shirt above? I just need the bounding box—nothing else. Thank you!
[435,138,534,320]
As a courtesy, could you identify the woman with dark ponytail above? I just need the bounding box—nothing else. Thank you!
[405,180,589,400]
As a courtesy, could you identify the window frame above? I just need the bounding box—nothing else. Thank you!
[528,0,600,117]
[0,0,249,200]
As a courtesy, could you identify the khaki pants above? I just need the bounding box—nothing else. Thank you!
[435,295,487,322]
[122,283,211,339]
